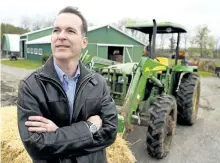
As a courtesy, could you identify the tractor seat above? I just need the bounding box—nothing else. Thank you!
[155,57,169,66]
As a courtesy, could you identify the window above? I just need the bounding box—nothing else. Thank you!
[31,48,33,54]
[27,48,30,53]
[34,48,38,54]
[38,48,43,55]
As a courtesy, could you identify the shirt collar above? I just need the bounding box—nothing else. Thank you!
[54,61,80,82]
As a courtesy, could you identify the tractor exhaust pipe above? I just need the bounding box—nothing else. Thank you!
[151,19,157,59]
[175,33,180,65]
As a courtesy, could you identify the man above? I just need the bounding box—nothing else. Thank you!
[17,6,118,163]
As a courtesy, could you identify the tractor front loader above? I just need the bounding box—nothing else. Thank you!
[99,19,201,159]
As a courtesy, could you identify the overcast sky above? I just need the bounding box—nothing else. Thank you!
[1,0,219,39]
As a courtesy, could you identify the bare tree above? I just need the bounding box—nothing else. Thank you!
[113,17,149,44]
[20,13,56,31]
[169,34,176,53]
[88,21,96,27]
[32,19,42,30]
[194,25,210,57]
[183,33,188,51]
[20,16,32,30]
[44,18,54,27]
[215,37,220,58]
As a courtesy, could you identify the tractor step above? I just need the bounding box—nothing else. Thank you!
[132,115,141,125]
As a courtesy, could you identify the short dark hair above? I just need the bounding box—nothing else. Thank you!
[58,6,88,36]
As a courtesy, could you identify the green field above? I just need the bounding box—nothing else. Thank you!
[215,62,220,66]
[196,71,215,77]
[1,59,43,69]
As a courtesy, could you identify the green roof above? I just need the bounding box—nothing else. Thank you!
[126,22,187,34]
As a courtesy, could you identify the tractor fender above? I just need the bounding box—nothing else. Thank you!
[175,72,192,92]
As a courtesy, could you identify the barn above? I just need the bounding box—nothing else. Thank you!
[1,34,20,57]
[20,25,146,63]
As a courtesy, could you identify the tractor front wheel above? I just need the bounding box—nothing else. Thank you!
[146,95,177,159]
[176,73,200,125]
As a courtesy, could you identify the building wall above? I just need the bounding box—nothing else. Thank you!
[82,26,144,62]
[26,44,51,61]
[1,38,8,56]
[2,34,20,56]
[20,36,27,58]
[23,42,28,59]
[20,36,27,40]
[2,38,7,51]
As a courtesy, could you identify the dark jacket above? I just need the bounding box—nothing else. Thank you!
[17,56,118,163]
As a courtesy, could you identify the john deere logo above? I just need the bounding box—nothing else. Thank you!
[145,66,166,72]
[145,67,150,71]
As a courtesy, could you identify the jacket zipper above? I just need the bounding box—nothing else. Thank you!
[74,73,94,100]
[72,74,94,120]
[38,73,94,123]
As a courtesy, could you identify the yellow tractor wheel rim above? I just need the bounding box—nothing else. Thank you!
[193,87,198,114]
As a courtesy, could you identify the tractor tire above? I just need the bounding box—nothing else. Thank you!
[146,95,177,159]
[176,73,200,125]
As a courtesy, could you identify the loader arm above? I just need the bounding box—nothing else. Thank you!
[120,65,142,135]
[120,57,169,137]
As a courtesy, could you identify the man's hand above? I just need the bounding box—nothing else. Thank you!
[25,116,58,133]
[87,115,102,130]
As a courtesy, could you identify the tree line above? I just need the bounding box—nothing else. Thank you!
[1,23,30,41]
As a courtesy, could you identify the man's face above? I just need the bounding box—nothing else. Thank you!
[51,13,88,61]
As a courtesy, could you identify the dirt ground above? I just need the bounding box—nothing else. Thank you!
[1,64,220,163]
[1,65,34,107]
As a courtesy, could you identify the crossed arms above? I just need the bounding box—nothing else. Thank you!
[17,80,117,160]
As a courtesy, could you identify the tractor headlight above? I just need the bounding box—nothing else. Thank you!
[166,27,172,33]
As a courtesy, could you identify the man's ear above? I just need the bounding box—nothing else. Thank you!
[82,37,88,49]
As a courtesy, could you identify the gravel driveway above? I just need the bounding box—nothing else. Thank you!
[1,64,34,106]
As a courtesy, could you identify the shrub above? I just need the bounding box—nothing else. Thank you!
[41,54,50,64]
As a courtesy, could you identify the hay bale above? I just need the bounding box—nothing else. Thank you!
[1,140,32,163]
[0,106,136,163]
[0,106,31,163]
[106,134,136,163]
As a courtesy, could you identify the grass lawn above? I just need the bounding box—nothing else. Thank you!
[215,61,220,67]
[196,71,215,77]
[1,59,43,69]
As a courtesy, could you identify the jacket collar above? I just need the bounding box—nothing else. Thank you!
[53,60,80,83]
[39,55,92,84]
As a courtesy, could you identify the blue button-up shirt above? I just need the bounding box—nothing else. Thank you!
[54,62,80,122]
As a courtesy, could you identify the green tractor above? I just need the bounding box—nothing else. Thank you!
[99,20,201,159]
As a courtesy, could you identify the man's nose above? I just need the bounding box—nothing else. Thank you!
[57,30,67,40]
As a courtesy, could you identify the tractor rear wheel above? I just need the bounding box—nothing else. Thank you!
[176,73,200,125]
[146,95,177,159]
